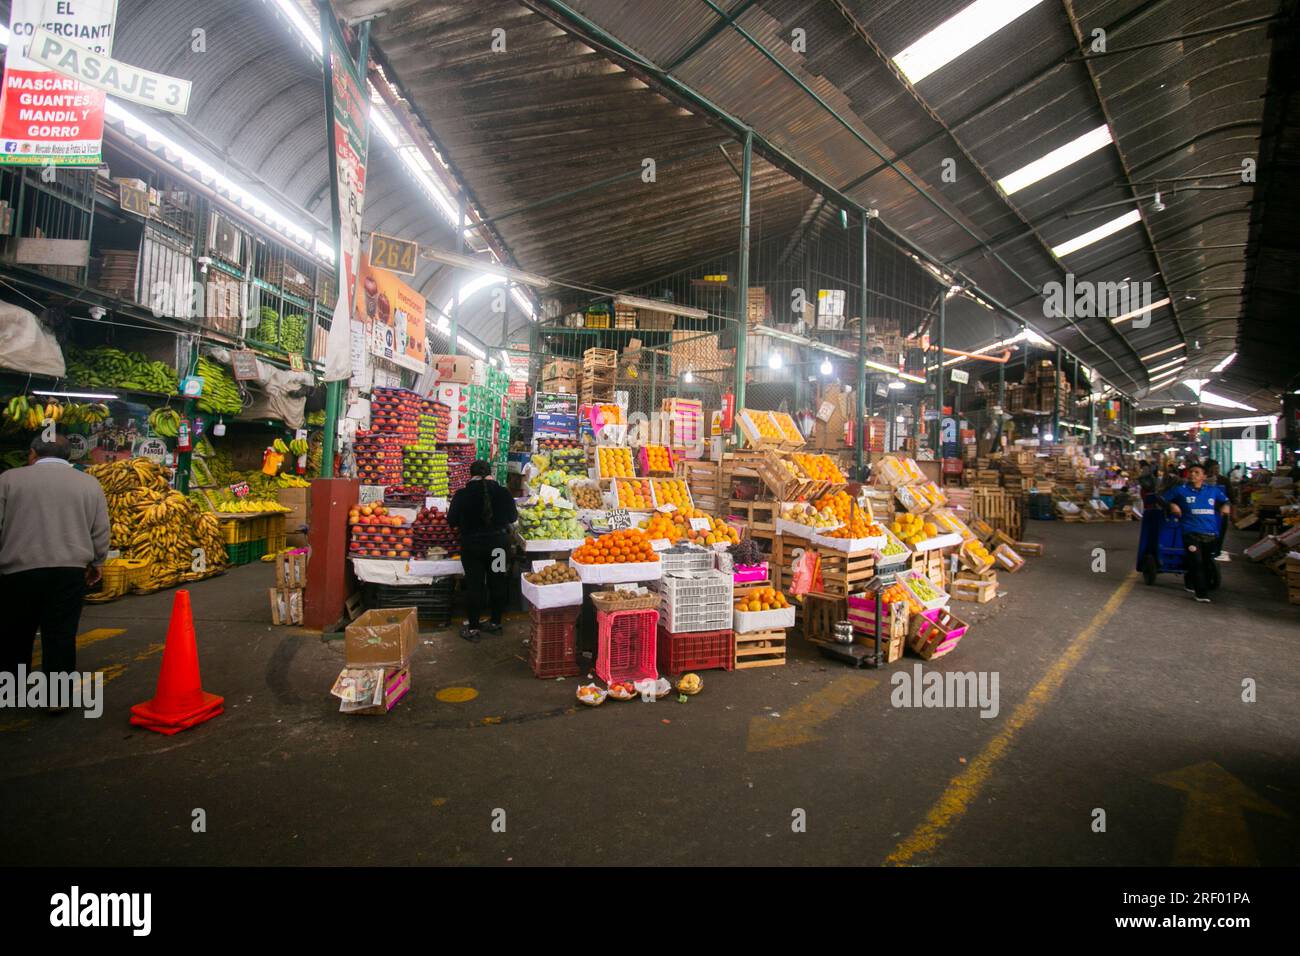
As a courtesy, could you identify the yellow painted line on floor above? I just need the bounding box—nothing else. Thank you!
[747,674,878,752]
[32,627,126,667]
[1153,761,1287,865]
[886,573,1138,866]
[436,686,479,703]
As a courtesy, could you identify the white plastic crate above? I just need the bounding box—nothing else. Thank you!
[659,546,715,575]
[658,598,732,633]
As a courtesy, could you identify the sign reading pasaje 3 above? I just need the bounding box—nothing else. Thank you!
[0,0,117,166]
[26,27,191,115]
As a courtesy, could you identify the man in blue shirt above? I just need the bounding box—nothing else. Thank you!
[1162,464,1231,602]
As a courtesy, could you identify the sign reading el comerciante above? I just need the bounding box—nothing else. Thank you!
[25,27,191,115]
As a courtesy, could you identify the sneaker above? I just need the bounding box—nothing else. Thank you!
[1195,595,1211,603]
[1214,553,1230,563]
[460,624,481,643]
[480,621,502,635]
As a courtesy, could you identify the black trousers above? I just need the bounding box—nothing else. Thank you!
[1182,532,1218,598]
[461,540,510,627]
[0,567,86,675]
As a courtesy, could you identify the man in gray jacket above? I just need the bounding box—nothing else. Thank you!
[0,434,110,676]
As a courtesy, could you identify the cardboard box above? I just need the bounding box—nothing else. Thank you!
[276,486,311,531]
[430,354,479,385]
[276,550,308,588]
[345,607,418,668]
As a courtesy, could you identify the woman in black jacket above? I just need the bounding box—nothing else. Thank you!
[448,461,519,642]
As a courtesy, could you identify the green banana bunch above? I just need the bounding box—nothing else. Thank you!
[288,438,309,456]
[4,395,30,423]
[148,407,181,438]
[254,307,280,347]
[305,409,326,426]
[194,357,242,415]
[64,345,178,394]
[280,314,308,354]
[272,438,289,454]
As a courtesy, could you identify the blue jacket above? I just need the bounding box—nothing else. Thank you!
[1161,482,1228,536]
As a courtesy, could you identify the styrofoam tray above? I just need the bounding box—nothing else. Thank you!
[733,605,796,633]
[811,532,887,552]
[913,532,963,553]
[775,517,818,538]
[519,537,586,552]
[520,576,584,609]
[569,559,663,584]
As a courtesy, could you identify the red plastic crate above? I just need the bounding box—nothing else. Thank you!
[657,625,734,674]
[529,606,580,679]
[596,608,658,684]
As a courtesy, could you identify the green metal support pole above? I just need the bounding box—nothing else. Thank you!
[1053,344,1062,444]
[451,191,465,356]
[734,130,752,440]
[855,211,870,477]
[317,12,369,479]
[935,292,945,455]
[176,337,199,493]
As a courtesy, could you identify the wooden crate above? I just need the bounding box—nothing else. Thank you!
[952,578,997,604]
[582,347,618,370]
[801,591,847,643]
[909,548,946,589]
[756,451,824,502]
[725,499,777,542]
[971,487,1023,540]
[676,459,721,514]
[817,549,875,595]
[733,628,787,669]
[719,451,768,498]
[908,607,969,660]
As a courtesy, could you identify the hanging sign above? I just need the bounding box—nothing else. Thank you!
[0,0,118,167]
[118,180,149,218]
[367,232,418,276]
[25,27,191,115]
[355,253,427,372]
[230,349,259,381]
[950,368,969,385]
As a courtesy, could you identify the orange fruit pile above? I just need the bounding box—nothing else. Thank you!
[652,478,691,509]
[825,518,884,539]
[598,447,635,478]
[751,411,782,441]
[879,583,923,613]
[641,511,683,542]
[770,412,804,444]
[795,453,846,483]
[572,529,659,564]
[735,586,789,612]
[616,478,652,509]
[643,445,673,472]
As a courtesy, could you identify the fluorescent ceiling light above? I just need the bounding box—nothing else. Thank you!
[998,125,1112,195]
[32,390,118,400]
[1210,352,1237,373]
[423,249,550,289]
[1196,389,1255,411]
[1052,209,1142,258]
[888,380,906,390]
[1140,343,1184,362]
[1135,415,1275,434]
[892,0,1046,84]
[273,0,322,55]
[1111,297,1170,326]
[1146,357,1186,375]
[613,295,709,321]
[458,338,486,360]
[864,359,926,384]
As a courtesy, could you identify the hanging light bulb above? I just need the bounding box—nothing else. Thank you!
[768,352,783,370]
[683,370,694,384]
[820,358,832,375]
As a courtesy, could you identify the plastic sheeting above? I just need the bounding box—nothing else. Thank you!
[0,302,65,377]
[205,346,315,429]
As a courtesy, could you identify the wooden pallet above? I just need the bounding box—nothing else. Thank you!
[733,628,787,669]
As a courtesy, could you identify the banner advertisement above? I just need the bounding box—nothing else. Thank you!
[355,252,427,373]
[0,0,118,166]
[320,14,370,382]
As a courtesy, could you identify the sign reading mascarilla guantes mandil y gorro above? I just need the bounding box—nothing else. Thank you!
[25,26,191,115]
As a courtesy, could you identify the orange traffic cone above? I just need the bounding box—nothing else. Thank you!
[130,590,224,735]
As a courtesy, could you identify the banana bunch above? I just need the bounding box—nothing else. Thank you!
[4,395,62,430]
[85,458,229,594]
[254,307,279,346]
[305,409,326,426]
[280,313,308,354]
[64,345,178,394]
[216,499,290,514]
[276,474,311,488]
[148,407,181,438]
[272,438,289,454]
[60,403,110,426]
[195,357,242,415]
[288,437,309,457]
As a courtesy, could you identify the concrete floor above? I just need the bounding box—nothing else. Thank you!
[1,520,1297,866]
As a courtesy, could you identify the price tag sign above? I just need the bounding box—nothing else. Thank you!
[230,350,260,382]
[229,481,250,498]
[288,354,305,372]
[689,517,712,532]
[817,401,835,423]
[425,497,448,512]
[608,508,632,530]
[950,368,970,385]
[531,559,555,572]
[179,375,204,398]
[656,503,677,513]
[650,538,670,552]
[614,583,640,593]
[358,485,385,504]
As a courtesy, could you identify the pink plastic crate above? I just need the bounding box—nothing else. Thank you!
[909,607,968,660]
[733,562,769,584]
[596,608,659,684]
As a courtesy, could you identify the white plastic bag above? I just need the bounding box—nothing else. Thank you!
[0,302,65,377]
